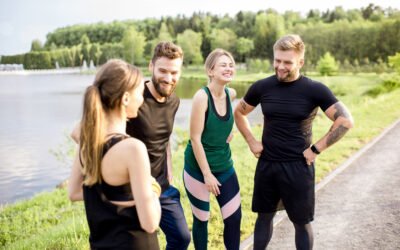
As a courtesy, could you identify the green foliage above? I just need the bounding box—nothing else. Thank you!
[98,43,124,65]
[246,58,271,73]
[0,54,25,65]
[209,28,237,53]
[50,48,75,68]
[89,43,101,66]
[3,73,400,249]
[317,52,339,76]
[253,12,285,59]
[23,51,53,69]
[2,5,400,70]
[30,39,43,51]
[388,52,400,74]
[235,37,254,62]
[80,34,90,46]
[73,46,83,67]
[157,22,174,42]
[79,34,91,65]
[122,26,146,65]
[144,22,177,62]
[45,21,127,48]
[364,77,400,97]
[177,29,203,65]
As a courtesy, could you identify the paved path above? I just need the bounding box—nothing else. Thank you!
[240,119,400,250]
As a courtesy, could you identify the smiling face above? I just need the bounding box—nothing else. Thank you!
[149,56,183,98]
[208,55,235,84]
[273,49,304,82]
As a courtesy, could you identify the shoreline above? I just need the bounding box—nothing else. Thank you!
[0,67,95,76]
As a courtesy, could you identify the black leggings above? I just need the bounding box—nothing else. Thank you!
[253,212,313,250]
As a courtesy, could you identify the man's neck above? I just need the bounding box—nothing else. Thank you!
[146,81,166,103]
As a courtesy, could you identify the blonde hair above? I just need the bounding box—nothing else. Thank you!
[80,59,143,185]
[204,48,235,81]
[273,34,305,58]
[151,41,184,63]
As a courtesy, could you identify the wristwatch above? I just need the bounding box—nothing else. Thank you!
[310,144,321,154]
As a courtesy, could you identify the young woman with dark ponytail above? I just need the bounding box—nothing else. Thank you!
[68,59,161,249]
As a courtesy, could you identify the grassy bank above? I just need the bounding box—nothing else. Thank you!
[1,72,400,249]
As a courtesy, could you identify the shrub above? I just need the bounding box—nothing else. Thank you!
[317,52,339,76]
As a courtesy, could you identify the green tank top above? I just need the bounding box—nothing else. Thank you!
[184,86,234,173]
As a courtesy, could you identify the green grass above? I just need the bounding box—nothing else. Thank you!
[0,189,89,249]
[2,73,400,249]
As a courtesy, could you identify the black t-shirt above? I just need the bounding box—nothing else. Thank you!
[244,75,338,161]
[126,82,180,191]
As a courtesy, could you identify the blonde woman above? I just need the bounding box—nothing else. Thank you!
[68,59,161,249]
[183,49,241,250]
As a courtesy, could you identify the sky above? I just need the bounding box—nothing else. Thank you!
[1,0,399,56]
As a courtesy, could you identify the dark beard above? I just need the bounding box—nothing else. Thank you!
[152,75,175,97]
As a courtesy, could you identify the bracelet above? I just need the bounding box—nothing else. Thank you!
[151,177,162,197]
[310,144,321,155]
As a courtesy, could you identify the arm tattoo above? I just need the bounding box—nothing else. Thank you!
[240,100,247,111]
[326,125,349,146]
[333,102,351,120]
[326,103,351,146]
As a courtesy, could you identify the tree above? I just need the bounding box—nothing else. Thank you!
[73,46,83,67]
[177,29,203,65]
[233,11,255,38]
[283,11,302,29]
[49,42,58,51]
[24,51,52,69]
[122,26,146,65]
[157,22,173,42]
[31,39,43,51]
[209,28,237,53]
[246,58,271,73]
[253,12,285,59]
[317,52,339,76]
[144,22,174,60]
[307,9,321,22]
[388,52,400,74]
[98,43,124,65]
[89,43,101,66]
[80,34,91,65]
[361,4,383,20]
[236,37,254,62]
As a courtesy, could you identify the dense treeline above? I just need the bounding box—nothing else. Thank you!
[1,4,400,71]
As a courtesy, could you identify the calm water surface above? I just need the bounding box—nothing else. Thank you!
[0,74,262,205]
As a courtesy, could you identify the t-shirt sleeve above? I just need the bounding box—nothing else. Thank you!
[243,81,262,107]
[172,95,180,116]
[313,82,338,111]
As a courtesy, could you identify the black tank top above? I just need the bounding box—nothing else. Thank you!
[82,134,160,249]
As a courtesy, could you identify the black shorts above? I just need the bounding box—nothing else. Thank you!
[252,159,315,224]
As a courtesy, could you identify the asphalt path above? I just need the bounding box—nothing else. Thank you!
[240,119,400,250]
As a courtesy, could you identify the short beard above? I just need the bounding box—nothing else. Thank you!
[152,76,175,97]
[275,69,297,82]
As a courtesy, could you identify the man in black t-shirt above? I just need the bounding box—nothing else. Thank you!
[71,42,190,249]
[234,34,354,250]
[126,42,190,250]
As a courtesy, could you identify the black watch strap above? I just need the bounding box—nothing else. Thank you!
[311,144,321,154]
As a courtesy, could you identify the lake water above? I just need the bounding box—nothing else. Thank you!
[0,73,262,205]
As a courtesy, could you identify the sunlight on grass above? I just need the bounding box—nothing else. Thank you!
[1,73,400,249]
